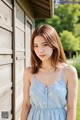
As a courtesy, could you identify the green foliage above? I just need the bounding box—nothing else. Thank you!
[73,24,80,37]
[35,4,80,34]
[54,4,80,33]
[44,15,61,32]
[60,30,80,51]
[35,19,46,27]
[77,37,80,50]
[35,4,80,58]
[72,55,80,78]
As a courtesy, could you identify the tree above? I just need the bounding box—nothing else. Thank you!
[54,4,80,33]
[60,30,80,58]
[73,24,80,37]
[35,4,80,58]
[35,4,80,34]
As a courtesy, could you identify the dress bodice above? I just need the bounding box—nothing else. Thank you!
[27,65,68,120]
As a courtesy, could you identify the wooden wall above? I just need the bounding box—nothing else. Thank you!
[0,0,35,120]
[0,0,13,120]
[15,2,34,120]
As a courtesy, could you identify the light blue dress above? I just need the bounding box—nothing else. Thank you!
[27,66,68,120]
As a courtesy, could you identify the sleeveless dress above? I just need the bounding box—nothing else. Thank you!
[27,65,68,120]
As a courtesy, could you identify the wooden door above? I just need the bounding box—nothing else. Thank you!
[25,18,33,67]
[15,4,34,119]
[15,2,25,120]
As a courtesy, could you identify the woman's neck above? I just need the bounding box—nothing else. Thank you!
[40,60,54,70]
[40,60,61,70]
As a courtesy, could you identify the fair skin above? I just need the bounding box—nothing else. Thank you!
[21,35,78,120]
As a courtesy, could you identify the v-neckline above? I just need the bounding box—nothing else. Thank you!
[31,64,67,89]
[33,77,64,89]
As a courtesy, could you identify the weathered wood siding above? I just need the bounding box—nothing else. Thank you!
[0,0,34,120]
[0,0,52,119]
[15,3,25,120]
[0,0,13,120]
[15,1,34,120]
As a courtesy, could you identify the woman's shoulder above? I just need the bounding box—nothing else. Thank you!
[24,66,33,77]
[64,63,77,74]
[23,66,34,84]
[63,63,78,82]
[25,66,32,72]
[62,63,78,87]
[60,62,76,72]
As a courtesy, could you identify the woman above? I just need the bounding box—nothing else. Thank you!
[21,24,78,120]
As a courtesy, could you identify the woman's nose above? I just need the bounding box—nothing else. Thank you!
[39,47,44,53]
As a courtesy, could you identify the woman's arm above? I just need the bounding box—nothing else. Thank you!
[20,67,31,120]
[66,66,78,120]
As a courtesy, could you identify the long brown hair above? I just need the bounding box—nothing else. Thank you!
[30,24,66,73]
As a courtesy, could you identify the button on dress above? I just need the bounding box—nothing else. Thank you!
[27,66,68,120]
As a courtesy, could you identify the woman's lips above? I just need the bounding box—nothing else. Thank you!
[39,54,46,57]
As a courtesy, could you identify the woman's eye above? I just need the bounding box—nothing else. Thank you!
[43,44,48,46]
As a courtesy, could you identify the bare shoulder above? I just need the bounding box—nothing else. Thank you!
[65,64,77,75]
[24,66,32,74]
[65,64,78,84]
[23,66,33,82]
[61,63,77,74]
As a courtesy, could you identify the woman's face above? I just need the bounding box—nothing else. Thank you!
[33,35,53,62]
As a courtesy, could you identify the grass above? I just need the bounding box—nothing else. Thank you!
[76,79,80,120]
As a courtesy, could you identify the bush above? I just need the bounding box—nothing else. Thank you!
[72,55,80,78]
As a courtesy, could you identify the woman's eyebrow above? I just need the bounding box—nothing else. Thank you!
[41,42,47,44]
[34,42,47,44]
